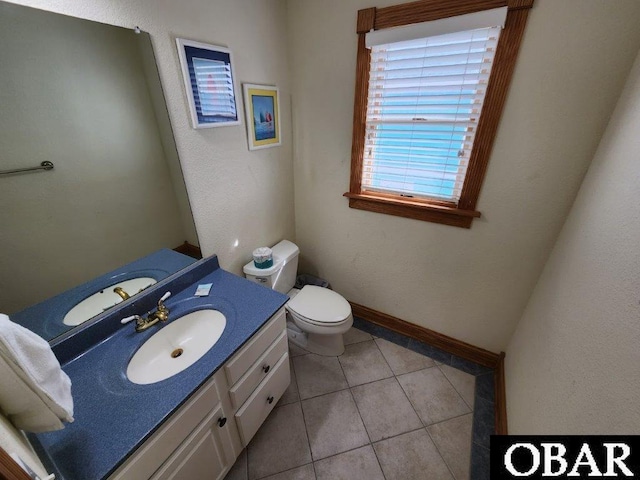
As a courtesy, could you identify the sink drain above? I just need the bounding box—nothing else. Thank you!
[171,348,184,358]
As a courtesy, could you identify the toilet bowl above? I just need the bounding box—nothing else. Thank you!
[243,240,353,356]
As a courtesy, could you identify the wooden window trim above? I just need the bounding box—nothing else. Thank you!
[345,0,534,228]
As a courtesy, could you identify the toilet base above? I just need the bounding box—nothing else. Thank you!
[286,322,346,356]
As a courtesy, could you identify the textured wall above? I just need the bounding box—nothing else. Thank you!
[4,0,295,275]
[287,0,640,352]
[505,50,640,434]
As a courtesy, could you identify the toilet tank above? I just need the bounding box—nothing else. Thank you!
[243,240,299,294]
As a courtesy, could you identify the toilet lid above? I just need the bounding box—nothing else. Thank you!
[287,285,351,324]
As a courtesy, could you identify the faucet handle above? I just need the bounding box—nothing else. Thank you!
[121,315,141,325]
[159,291,171,305]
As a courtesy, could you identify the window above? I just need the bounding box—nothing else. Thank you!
[345,0,535,228]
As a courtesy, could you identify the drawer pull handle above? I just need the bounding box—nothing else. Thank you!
[217,417,227,428]
[262,364,271,374]
[267,396,274,404]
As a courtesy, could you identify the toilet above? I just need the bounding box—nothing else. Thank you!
[243,240,353,356]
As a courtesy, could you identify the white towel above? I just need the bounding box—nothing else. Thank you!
[0,314,74,432]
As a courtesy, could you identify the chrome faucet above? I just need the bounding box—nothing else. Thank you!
[121,291,171,332]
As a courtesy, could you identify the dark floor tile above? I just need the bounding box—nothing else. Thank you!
[450,355,493,376]
[472,396,495,449]
[406,339,452,365]
[475,372,495,403]
[470,443,490,480]
[352,317,410,347]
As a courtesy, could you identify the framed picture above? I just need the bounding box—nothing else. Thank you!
[176,38,241,129]
[243,84,281,150]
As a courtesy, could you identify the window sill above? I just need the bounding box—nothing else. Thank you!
[343,192,481,228]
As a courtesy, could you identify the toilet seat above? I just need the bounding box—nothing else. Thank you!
[286,285,351,326]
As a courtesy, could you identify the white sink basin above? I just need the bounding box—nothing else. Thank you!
[63,277,157,326]
[126,309,226,385]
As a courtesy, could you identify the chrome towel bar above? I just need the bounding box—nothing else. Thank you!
[0,161,54,176]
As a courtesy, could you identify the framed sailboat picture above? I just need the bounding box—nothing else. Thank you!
[243,84,281,150]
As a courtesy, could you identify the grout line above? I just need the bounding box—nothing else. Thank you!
[254,461,314,480]
[437,364,475,412]
[370,336,395,374]
[345,382,373,445]
[425,411,474,429]
[425,426,459,480]
[297,396,317,464]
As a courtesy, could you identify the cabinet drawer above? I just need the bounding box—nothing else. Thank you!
[235,353,290,446]
[225,309,285,386]
[229,331,288,410]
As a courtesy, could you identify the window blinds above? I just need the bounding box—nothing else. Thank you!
[191,57,237,118]
[362,25,502,203]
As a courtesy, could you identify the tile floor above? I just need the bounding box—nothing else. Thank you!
[225,318,495,480]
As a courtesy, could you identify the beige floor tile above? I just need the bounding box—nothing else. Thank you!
[351,377,422,442]
[427,414,473,480]
[301,390,369,460]
[338,340,393,387]
[397,368,470,425]
[226,449,247,480]
[439,364,476,410]
[343,327,373,345]
[278,358,300,406]
[373,429,454,480]
[293,353,348,400]
[375,337,436,375]
[314,445,384,480]
[247,403,311,479]
[259,464,316,480]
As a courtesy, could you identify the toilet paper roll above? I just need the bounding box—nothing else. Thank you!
[253,247,273,269]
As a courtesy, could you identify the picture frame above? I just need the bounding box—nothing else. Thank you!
[243,84,281,150]
[176,38,241,129]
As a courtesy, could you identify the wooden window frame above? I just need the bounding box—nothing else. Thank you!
[344,0,535,228]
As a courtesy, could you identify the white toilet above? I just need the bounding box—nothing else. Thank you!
[243,240,353,356]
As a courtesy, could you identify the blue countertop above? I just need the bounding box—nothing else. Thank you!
[29,259,288,480]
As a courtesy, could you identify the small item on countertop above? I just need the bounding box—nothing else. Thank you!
[253,247,273,269]
[195,283,213,296]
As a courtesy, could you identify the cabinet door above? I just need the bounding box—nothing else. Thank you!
[151,403,230,480]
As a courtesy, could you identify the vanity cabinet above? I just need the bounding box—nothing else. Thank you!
[109,307,288,480]
[225,309,289,445]
[150,403,229,480]
[109,368,239,480]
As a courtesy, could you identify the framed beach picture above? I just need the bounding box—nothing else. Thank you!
[243,84,281,150]
[176,38,241,129]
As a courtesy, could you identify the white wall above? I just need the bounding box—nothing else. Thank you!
[505,49,640,434]
[3,0,295,275]
[287,0,640,352]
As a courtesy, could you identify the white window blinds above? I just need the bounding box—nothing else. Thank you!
[192,57,237,118]
[362,25,502,203]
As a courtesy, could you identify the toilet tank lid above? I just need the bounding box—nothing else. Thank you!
[243,258,282,277]
[243,240,299,277]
